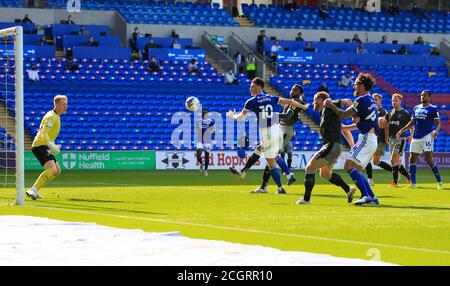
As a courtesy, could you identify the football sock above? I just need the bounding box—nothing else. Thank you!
[399,165,410,180]
[431,164,442,183]
[287,154,293,170]
[32,169,55,190]
[362,176,375,198]
[378,161,392,172]
[242,152,260,173]
[348,168,369,197]
[275,155,291,176]
[196,149,203,165]
[329,173,350,193]
[392,165,399,184]
[303,173,315,202]
[365,163,373,179]
[410,164,417,184]
[261,166,271,189]
[270,167,282,188]
[204,151,210,171]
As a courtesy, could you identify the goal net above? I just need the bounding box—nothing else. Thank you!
[0,26,24,206]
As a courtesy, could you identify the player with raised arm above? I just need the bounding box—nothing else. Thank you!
[295,92,356,205]
[341,93,393,186]
[26,95,68,200]
[324,73,380,205]
[396,90,443,189]
[227,78,309,194]
[196,108,215,176]
[385,93,412,186]
[229,84,306,192]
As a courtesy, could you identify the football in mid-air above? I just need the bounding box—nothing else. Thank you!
[185,96,200,112]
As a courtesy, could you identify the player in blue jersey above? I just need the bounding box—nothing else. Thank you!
[227,77,309,194]
[396,90,443,189]
[196,108,216,176]
[324,73,380,205]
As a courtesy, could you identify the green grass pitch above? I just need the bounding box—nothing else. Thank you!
[1,169,449,265]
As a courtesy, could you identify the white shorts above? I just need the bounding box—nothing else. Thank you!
[196,143,212,152]
[348,133,377,167]
[260,124,283,159]
[410,133,433,154]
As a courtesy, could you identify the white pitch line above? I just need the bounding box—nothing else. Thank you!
[28,205,450,256]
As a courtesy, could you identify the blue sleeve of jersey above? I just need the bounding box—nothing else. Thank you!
[244,98,253,111]
[433,107,440,120]
[270,95,280,106]
[411,107,416,119]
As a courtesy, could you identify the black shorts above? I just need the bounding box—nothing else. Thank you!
[32,145,57,166]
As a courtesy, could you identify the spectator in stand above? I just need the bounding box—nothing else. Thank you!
[412,2,429,19]
[26,65,39,82]
[284,0,297,12]
[64,48,78,71]
[414,36,425,45]
[67,15,76,25]
[79,26,89,36]
[246,53,256,80]
[143,39,162,61]
[352,34,362,43]
[303,42,317,52]
[295,32,304,41]
[147,56,161,73]
[84,36,98,47]
[319,4,330,19]
[270,40,282,62]
[36,35,47,46]
[225,68,239,85]
[339,73,353,89]
[170,29,179,39]
[397,45,408,55]
[429,47,441,56]
[65,47,73,59]
[387,1,400,16]
[188,58,198,73]
[234,51,245,74]
[256,30,266,57]
[130,27,140,53]
[171,39,181,49]
[380,35,388,44]
[356,44,369,54]
[22,14,33,23]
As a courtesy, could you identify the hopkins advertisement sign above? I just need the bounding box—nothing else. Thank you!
[25,151,155,170]
[155,150,400,170]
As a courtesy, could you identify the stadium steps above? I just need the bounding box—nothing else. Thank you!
[0,107,33,150]
[206,55,226,74]
[55,50,65,58]
[233,16,254,27]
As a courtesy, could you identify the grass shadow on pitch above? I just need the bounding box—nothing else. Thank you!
[33,200,167,216]
[67,198,143,204]
[375,204,450,211]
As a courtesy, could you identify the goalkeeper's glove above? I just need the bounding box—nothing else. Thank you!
[48,142,61,155]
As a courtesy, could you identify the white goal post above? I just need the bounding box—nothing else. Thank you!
[0,26,24,206]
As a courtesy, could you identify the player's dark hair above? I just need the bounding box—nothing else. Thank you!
[422,90,432,96]
[293,84,304,95]
[252,77,265,89]
[357,73,375,91]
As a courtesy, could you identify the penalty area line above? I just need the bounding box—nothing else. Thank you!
[28,205,450,256]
